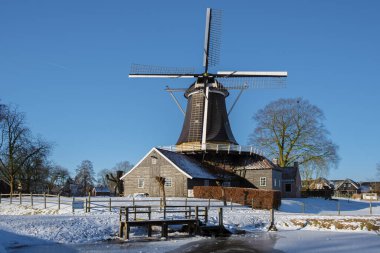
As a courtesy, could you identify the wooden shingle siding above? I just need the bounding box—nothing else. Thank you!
[123,150,188,197]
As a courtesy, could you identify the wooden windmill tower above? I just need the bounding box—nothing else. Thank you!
[129,8,287,152]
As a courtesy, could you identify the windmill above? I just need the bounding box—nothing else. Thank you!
[129,8,287,152]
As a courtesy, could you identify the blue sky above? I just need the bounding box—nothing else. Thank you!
[1,0,379,181]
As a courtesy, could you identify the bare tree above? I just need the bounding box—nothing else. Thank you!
[46,165,70,194]
[0,105,50,193]
[97,161,133,196]
[249,98,339,178]
[74,160,95,196]
[155,176,166,206]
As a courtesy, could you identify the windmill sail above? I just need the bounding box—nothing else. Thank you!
[129,8,287,151]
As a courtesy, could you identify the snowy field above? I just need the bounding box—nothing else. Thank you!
[1,196,380,252]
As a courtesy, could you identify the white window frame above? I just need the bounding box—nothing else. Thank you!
[138,178,144,188]
[260,177,267,187]
[165,177,172,187]
[151,158,157,165]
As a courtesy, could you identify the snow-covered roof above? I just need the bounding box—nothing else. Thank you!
[120,147,218,180]
[93,186,110,193]
[244,158,277,170]
[156,148,218,179]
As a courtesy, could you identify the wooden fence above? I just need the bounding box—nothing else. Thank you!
[0,193,238,213]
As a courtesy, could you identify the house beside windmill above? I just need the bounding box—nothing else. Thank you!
[120,147,301,198]
[120,147,246,197]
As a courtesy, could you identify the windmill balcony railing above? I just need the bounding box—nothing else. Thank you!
[159,143,265,156]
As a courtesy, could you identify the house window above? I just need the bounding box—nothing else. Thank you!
[204,179,209,186]
[285,183,292,192]
[138,178,144,188]
[165,178,172,187]
[151,157,157,165]
[274,178,277,187]
[222,181,231,187]
[260,177,267,187]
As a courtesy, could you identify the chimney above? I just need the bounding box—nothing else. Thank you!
[294,162,299,168]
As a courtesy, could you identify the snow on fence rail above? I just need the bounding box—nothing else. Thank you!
[0,193,232,213]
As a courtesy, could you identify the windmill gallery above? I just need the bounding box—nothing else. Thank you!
[121,8,301,201]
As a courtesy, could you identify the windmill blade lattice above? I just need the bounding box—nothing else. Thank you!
[130,64,196,78]
[203,9,222,70]
[218,76,287,90]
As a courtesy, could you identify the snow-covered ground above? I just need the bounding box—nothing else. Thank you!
[0,196,379,252]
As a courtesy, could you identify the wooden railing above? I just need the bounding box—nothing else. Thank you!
[159,143,265,156]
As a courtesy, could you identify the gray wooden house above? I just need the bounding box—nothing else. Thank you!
[120,148,233,197]
[121,147,301,198]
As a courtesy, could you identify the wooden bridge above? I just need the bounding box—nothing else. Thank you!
[118,205,211,240]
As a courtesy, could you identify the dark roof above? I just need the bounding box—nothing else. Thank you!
[335,179,360,190]
[157,148,218,179]
[282,167,298,180]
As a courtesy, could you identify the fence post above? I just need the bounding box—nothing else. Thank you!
[133,197,135,207]
[195,206,199,220]
[72,197,75,213]
[19,192,22,205]
[160,197,162,211]
[10,193,12,204]
[230,198,233,210]
[337,200,340,216]
[109,198,112,212]
[251,198,254,210]
[44,192,46,209]
[218,208,223,227]
[88,192,91,212]
[58,194,61,210]
[208,198,211,209]
[85,198,88,213]
[185,197,188,207]
[268,208,277,231]
[31,193,33,207]
[205,206,208,223]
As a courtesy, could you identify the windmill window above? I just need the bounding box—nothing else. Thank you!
[138,178,144,188]
[194,120,199,123]
[151,157,157,165]
[165,178,172,187]
[196,103,200,107]
[260,177,267,187]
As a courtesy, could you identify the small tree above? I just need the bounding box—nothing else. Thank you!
[155,176,166,206]
[74,160,95,196]
[215,179,227,206]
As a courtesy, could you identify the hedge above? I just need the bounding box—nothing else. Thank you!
[193,186,281,210]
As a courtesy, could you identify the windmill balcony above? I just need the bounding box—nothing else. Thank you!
[159,143,264,156]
